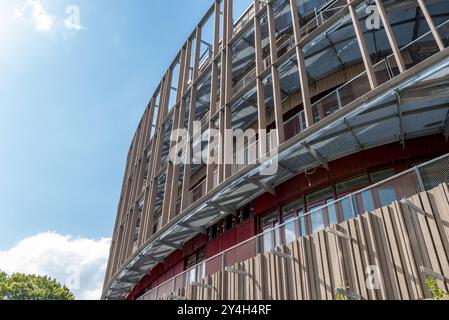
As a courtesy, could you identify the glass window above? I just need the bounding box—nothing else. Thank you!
[261,212,280,252]
[223,215,234,232]
[282,199,303,243]
[340,196,356,221]
[306,187,333,205]
[308,203,325,233]
[283,215,297,244]
[370,168,396,184]
[306,187,334,234]
[336,175,370,196]
[152,211,162,235]
[282,199,303,217]
[378,187,397,207]
[381,0,441,72]
[370,168,398,208]
[261,212,279,226]
[185,248,206,284]
[327,198,338,225]
[361,190,375,213]
[304,11,367,124]
[208,224,218,240]
[240,204,253,221]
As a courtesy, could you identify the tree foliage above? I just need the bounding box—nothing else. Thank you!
[0,271,75,300]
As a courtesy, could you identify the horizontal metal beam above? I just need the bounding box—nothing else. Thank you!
[420,266,445,281]
[303,142,329,170]
[126,266,147,273]
[157,239,183,250]
[224,267,250,276]
[117,278,139,285]
[244,177,276,195]
[138,255,164,264]
[208,201,234,214]
[278,163,296,175]
[400,199,430,216]
[270,249,293,260]
[326,227,351,241]
[191,282,215,290]
[179,222,208,235]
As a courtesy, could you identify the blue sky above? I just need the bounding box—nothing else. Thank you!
[0,0,253,299]
[0,0,255,248]
[0,0,222,250]
[0,0,254,251]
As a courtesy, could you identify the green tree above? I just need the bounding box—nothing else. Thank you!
[0,271,75,300]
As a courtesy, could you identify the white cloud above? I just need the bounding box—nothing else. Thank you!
[0,232,111,300]
[15,0,55,32]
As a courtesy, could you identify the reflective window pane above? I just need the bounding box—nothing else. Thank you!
[336,175,370,196]
[378,186,397,207]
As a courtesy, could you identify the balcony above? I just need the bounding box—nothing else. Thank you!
[188,180,207,206]
[139,153,449,300]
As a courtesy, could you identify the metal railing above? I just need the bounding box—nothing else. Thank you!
[284,110,306,140]
[231,130,278,176]
[300,0,347,39]
[139,153,449,300]
[188,179,207,206]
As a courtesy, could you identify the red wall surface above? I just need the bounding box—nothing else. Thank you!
[127,134,449,299]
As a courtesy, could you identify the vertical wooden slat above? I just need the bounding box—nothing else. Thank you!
[348,218,369,300]
[338,222,362,298]
[392,201,424,299]
[372,208,402,300]
[318,231,333,300]
[428,184,449,259]
[381,206,411,299]
[304,236,318,299]
[360,213,386,299]
[299,237,310,299]
[400,199,430,298]
[313,232,327,300]
[415,191,449,291]
[327,231,343,300]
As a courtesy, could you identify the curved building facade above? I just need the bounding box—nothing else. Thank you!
[103,0,449,300]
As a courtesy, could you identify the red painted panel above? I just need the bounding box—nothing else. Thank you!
[194,234,207,251]
[174,260,184,275]
[165,249,183,269]
[165,266,175,280]
[254,193,278,216]
[276,178,301,205]
[219,228,237,252]
[205,237,220,258]
[235,218,255,243]
[183,239,194,257]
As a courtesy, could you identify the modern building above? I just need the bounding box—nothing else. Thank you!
[102,0,449,300]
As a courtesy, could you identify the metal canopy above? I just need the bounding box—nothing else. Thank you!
[105,53,449,300]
